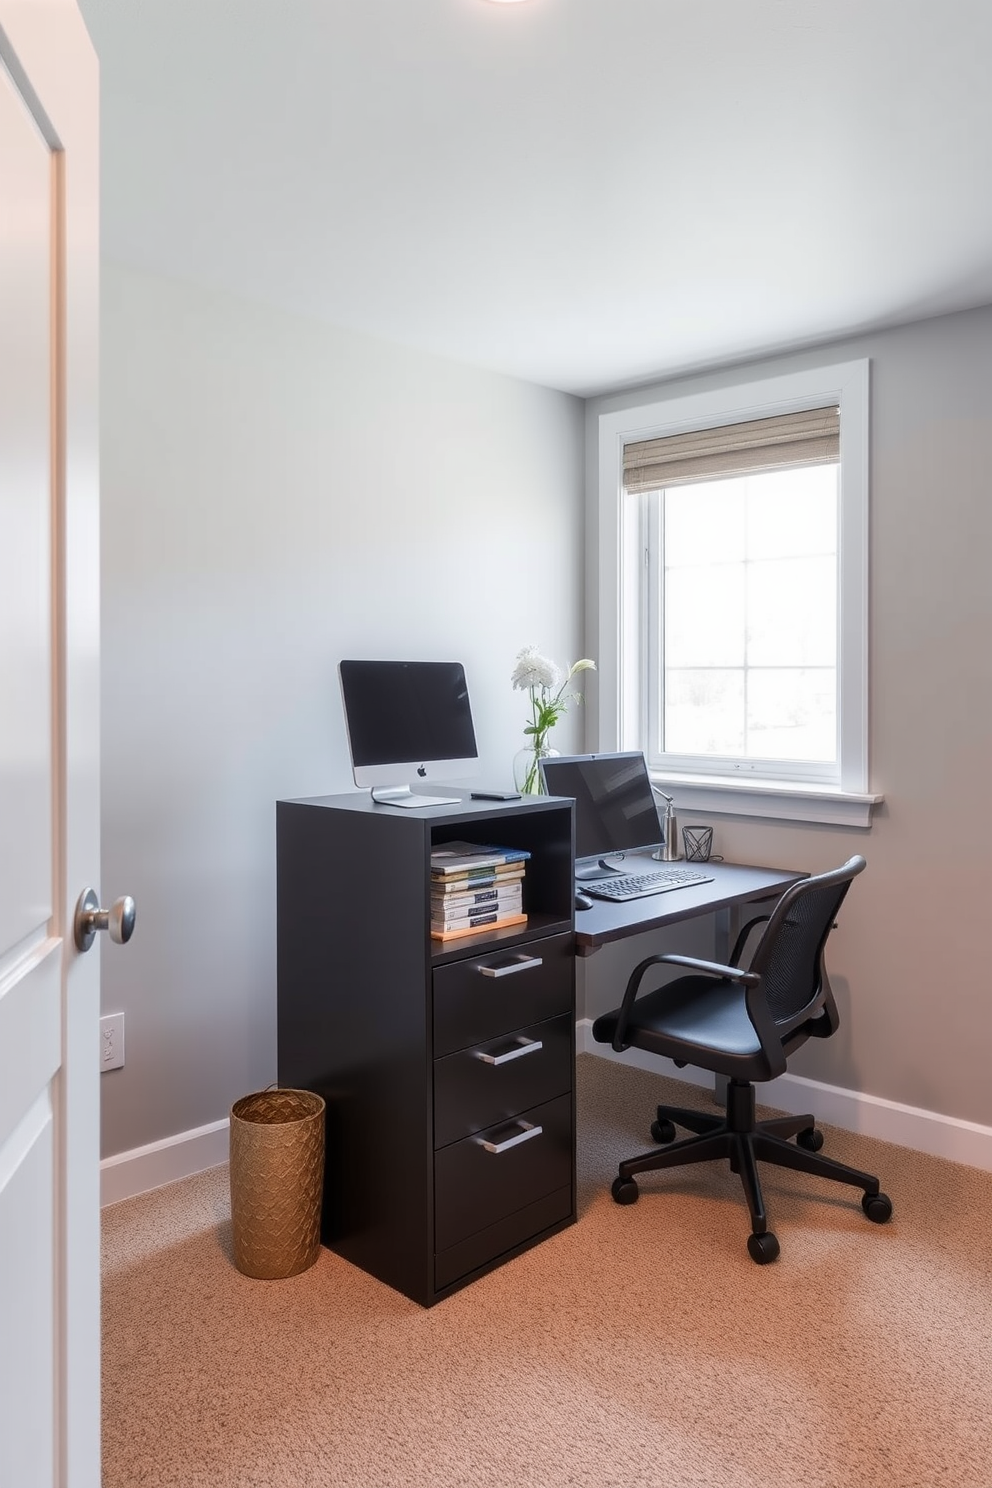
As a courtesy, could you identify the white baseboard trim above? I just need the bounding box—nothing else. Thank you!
[100,1117,230,1208]
[577,1019,992,1174]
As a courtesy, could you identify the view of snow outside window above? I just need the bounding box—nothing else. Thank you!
[658,464,838,764]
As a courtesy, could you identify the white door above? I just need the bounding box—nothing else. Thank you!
[0,4,102,1485]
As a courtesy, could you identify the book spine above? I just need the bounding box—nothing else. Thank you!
[430,912,528,942]
[431,890,523,926]
[430,848,531,876]
[431,885,501,908]
[430,881,523,909]
[430,869,525,893]
[431,908,504,931]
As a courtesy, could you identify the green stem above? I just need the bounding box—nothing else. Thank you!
[523,686,549,793]
[520,683,570,792]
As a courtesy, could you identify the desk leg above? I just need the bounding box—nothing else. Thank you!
[712,908,732,1107]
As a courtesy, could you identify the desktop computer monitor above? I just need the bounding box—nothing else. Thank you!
[339,659,479,807]
[539,751,663,879]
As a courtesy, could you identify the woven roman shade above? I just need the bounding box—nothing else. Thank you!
[622,406,839,494]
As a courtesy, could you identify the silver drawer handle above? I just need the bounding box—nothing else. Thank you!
[480,1121,543,1155]
[477,955,543,979]
[474,1037,544,1067]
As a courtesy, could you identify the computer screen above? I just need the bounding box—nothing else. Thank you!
[539,752,663,874]
[338,659,479,806]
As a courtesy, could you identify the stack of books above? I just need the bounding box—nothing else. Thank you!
[430,841,530,941]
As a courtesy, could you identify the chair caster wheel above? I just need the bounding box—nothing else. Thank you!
[862,1191,893,1223]
[747,1231,780,1264]
[650,1118,677,1144]
[611,1176,639,1205]
[796,1126,824,1151]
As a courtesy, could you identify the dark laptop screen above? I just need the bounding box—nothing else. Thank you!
[539,752,662,863]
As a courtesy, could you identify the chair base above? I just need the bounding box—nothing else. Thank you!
[613,1079,889,1259]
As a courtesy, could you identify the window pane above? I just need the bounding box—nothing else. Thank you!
[664,483,745,566]
[747,556,836,667]
[746,669,836,761]
[665,670,745,755]
[746,466,838,560]
[660,462,840,767]
[664,562,745,667]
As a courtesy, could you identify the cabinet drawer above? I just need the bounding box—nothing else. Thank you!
[435,1186,573,1294]
[433,931,573,1058]
[434,1093,572,1252]
[434,1013,572,1150]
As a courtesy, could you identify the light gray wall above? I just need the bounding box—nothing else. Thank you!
[583,306,992,1127]
[99,262,585,1159]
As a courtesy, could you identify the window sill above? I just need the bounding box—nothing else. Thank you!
[650,773,883,829]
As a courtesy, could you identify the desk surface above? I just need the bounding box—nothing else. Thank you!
[573,857,805,956]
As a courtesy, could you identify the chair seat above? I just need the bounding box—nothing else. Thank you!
[592,974,765,1079]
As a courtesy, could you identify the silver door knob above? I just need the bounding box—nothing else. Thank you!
[73,888,136,952]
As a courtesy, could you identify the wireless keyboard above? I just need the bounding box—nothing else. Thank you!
[582,866,715,902]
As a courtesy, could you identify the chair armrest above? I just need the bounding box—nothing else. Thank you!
[654,953,759,985]
[610,952,757,1052]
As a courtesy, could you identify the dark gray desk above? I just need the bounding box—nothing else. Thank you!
[573,857,805,957]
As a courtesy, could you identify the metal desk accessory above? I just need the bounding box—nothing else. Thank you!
[650,785,681,861]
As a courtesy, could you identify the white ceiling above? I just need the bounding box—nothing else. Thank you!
[78,0,992,398]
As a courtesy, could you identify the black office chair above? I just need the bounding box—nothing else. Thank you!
[592,855,892,1263]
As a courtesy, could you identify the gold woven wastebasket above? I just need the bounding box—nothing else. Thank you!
[229,1087,325,1279]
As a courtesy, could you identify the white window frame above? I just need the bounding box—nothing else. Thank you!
[596,359,882,828]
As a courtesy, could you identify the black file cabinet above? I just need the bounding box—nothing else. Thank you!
[276,791,576,1306]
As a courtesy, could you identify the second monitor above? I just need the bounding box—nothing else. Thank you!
[539,751,663,881]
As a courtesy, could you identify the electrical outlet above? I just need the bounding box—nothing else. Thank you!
[100,1012,125,1072]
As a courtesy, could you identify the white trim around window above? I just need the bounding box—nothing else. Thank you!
[596,359,883,828]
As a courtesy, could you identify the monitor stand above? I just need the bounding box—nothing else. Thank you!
[370,785,461,809]
[575,857,624,882]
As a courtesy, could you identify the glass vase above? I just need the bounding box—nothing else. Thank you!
[513,742,559,796]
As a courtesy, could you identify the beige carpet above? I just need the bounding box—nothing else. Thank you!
[102,1056,992,1487]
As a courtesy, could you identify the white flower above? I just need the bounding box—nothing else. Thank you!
[511,646,559,693]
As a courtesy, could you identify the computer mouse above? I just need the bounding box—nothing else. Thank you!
[574,892,594,911]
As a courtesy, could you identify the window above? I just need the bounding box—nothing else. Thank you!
[640,409,840,782]
[596,361,879,827]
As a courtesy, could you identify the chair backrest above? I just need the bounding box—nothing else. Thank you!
[748,856,866,1030]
